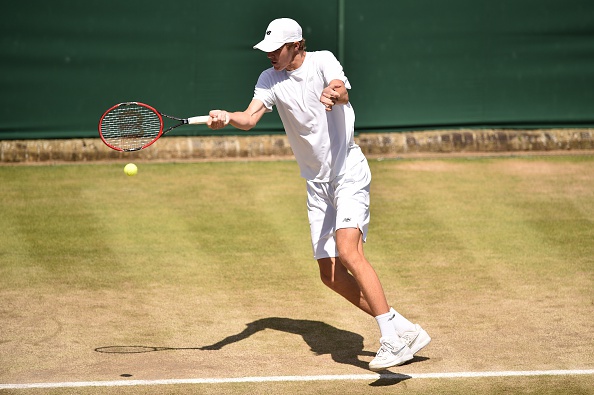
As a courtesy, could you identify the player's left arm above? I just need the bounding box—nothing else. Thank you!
[320,79,349,111]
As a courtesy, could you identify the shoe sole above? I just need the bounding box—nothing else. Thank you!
[409,328,431,355]
[369,349,414,371]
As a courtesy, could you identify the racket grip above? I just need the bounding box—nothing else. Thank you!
[187,115,210,125]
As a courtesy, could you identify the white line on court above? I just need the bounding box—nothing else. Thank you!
[1,369,593,389]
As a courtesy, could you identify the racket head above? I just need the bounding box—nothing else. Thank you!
[99,102,164,152]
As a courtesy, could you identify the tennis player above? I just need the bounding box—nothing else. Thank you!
[207,17,430,371]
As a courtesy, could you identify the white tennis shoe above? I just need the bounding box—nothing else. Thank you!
[369,337,414,371]
[398,324,431,355]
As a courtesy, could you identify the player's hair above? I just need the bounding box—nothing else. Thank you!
[298,39,307,51]
[287,39,306,52]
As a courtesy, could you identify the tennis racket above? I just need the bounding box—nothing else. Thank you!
[98,102,210,152]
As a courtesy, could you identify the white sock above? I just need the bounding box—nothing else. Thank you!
[390,307,417,335]
[375,311,399,340]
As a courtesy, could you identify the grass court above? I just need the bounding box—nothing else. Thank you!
[1,155,593,394]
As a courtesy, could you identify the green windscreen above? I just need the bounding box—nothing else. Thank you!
[1,0,593,139]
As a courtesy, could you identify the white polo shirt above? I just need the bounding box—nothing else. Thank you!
[253,51,360,182]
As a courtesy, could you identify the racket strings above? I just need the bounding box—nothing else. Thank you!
[100,104,162,151]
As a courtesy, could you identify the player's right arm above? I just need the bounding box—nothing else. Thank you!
[207,99,267,131]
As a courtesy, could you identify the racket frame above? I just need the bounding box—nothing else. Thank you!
[98,102,209,152]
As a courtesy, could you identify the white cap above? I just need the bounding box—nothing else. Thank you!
[253,18,303,52]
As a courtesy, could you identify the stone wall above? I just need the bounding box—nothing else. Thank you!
[1,129,592,163]
[358,128,594,156]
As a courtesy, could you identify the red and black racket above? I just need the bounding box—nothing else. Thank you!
[98,102,209,152]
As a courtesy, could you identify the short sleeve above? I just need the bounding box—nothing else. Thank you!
[317,51,351,89]
[253,70,275,112]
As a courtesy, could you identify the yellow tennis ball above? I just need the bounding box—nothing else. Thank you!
[124,163,138,176]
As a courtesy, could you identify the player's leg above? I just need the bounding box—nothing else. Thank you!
[317,244,429,354]
[317,256,373,315]
[329,159,412,369]
[331,213,430,359]
[334,227,389,317]
[333,227,413,369]
[307,161,427,368]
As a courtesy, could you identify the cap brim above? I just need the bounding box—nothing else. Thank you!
[253,40,284,52]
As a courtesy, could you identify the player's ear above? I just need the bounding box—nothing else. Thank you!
[297,39,306,51]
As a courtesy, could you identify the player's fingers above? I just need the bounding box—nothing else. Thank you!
[209,110,228,128]
[320,93,335,110]
[221,111,230,125]
[206,110,222,129]
[323,87,339,99]
[330,81,343,90]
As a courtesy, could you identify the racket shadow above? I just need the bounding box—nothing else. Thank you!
[94,345,201,354]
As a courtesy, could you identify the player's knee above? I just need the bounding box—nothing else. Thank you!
[337,248,360,270]
[319,270,334,288]
[318,265,338,290]
[319,267,350,292]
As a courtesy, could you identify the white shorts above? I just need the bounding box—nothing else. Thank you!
[306,153,371,260]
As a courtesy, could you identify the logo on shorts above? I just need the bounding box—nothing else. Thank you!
[266,30,272,35]
[343,218,351,222]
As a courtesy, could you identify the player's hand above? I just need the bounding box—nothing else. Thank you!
[208,110,230,130]
[320,82,342,111]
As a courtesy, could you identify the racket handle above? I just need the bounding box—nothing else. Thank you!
[187,115,210,125]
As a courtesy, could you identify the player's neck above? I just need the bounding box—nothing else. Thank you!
[286,51,306,72]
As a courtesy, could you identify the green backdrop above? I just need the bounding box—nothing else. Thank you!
[1,0,593,139]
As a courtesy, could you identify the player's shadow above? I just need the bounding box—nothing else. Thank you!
[95,317,426,384]
[202,317,374,369]
[95,317,374,369]
[200,317,400,372]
